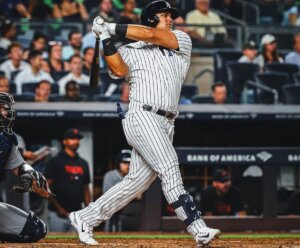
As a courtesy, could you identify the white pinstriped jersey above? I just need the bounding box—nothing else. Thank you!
[111,30,192,111]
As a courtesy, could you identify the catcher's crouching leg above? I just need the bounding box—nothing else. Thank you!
[0,211,47,243]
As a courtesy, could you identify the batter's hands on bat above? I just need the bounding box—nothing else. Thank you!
[92,16,111,40]
[92,16,117,36]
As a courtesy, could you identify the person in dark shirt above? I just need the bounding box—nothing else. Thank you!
[45,128,91,232]
[200,169,246,216]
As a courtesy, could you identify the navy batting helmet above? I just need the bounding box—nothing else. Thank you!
[0,92,15,134]
[116,149,131,166]
[140,0,179,27]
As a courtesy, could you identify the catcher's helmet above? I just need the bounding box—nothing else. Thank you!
[140,0,179,27]
[116,149,131,167]
[0,92,15,134]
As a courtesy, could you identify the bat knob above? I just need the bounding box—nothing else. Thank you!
[96,17,104,25]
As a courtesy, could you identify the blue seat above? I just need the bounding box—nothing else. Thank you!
[283,84,300,104]
[264,63,299,83]
[181,83,198,99]
[255,72,289,104]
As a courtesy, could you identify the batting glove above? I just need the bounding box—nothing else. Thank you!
[92,16,111,40]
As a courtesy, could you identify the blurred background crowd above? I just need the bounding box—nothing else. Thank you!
[1,0,300,104]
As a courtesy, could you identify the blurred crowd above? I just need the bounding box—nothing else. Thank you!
[0,0,300,105]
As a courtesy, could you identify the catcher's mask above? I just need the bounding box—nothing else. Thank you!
[0,92,16,134]
[140,0,179,27]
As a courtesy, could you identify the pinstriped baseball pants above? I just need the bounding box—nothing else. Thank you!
[77,110,186,227]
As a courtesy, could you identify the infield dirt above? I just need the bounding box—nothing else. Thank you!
[1,237,300,248]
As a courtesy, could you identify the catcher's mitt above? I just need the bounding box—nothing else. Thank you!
[12,170,53,198]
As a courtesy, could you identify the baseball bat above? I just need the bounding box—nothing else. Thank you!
[89,37,100,87]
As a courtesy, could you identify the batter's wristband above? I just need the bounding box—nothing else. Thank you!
[115,24,128,38]
[102,38,117,56]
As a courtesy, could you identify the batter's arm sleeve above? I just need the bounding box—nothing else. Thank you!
[172,30,192,61]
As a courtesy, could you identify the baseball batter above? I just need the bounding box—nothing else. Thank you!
[69,1,220,247]
[0,92,48,243]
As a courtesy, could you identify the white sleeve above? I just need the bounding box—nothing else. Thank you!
[108,46,131,79]
[172,30,192,61]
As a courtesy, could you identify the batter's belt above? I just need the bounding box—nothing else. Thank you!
[142,104,177,120]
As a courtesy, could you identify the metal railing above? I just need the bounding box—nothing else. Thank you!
[236,0,260,24]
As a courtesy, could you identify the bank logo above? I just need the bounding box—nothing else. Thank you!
[256,151,272,162]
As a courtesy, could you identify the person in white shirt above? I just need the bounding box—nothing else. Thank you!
[0,43,30,81]
[14,51,54,94]
[238,40,261,66]
[285,33,300,68]
[62,31,83,61]
[0,19,17,50]
[57,54,89,94]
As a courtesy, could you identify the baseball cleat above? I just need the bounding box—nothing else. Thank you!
[195,227,220,247]
[69,212,99,246]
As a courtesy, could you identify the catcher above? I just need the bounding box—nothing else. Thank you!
[0,92,51,243]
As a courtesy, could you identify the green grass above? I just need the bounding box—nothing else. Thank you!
[46,233,300,240]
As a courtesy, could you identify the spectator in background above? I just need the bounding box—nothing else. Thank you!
[45,128,91,232]
[89,0,120,23]
[282,5,300,26]
[211,82,228,104]
[0,76,10,93]
[0,19,17,50]
[14,50,54,94]
[285,33,300,68]
[103,149,131,231]
[0,43,30,81]
[186,0,230,48]
[53,0,89,21]
[28,0,54,20]
[119,82,130,103]
[119,0,140,24]
[0,0,32,19]
[238,40,260,66]
[33,80,52,102]
[43,41,69,75]
[23,32,48,60]
[58,54,89,94]
[82,47,94,75]
[62,31,83,61]
[256,34,283,69]
[200,169,246,216]
[61,80,87,102]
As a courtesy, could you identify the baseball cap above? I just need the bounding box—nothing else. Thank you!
[243,40,258,50]
[63,128,83,140]
[261,34,276,46]
[213,169,230,183]
[119,149,131,163]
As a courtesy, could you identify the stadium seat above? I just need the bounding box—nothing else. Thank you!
[293,73,300,84]
[227,62,259,103]
[264,63,299,83]
[78,84,101,98]
[255,72,289,104]
[283,84,300,104]
[99,71,123,94]
[191,95,214,104]
[9,83,16,94]
[92,94,110,102]
[21,82,38,93]
[213,50,243,86]
[51,71,69,82]
[181,83,198,99]
[14,92,35,102]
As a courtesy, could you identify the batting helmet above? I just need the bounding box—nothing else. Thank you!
[140,0,179,27]
[116,149,132,167]
[0,92,15,134]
